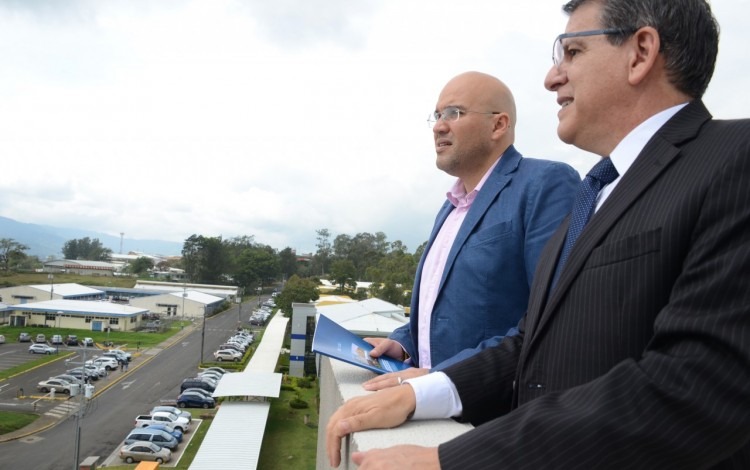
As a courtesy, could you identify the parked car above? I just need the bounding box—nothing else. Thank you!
[102,350,128,364]
[248,315,265,326]
[108,348,132,362]
[83,363,107,378]
[145,424,183,443]
[54,374,83,385]
[177,391,215,409]
[180,378,216,393]
[87,357,119,371]
[134,411,190,433]
[203,366,231,376]
[198,371,223,382]
[37,378,71,394]
[217,343,245,354]
[124,428,179,450]
[66,335,79,346]
[82,337,94,347]
[181,387,214,399]
[119,441,171,464]
[0,334,5,344]
[35,333,47,343]
[18,332,31,342]
[67,367,99,382]
[50,334,63,345]
[28,343,57,355]
[213,349,242,362]
[150,406,191,423]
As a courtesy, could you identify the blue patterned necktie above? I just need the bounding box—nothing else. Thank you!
[552,157,619,287]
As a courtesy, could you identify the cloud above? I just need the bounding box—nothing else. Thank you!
[0,0,748,256]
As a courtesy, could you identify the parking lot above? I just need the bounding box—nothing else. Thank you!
[99,418,204,467]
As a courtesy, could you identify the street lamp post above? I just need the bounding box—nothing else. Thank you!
[48,274,54,300]
[199,305,206,366]
[65,347,91,470]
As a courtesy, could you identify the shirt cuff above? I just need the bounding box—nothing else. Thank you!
[404,371,463,420]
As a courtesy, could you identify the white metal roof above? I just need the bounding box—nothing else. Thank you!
[188,402,270,470]
[212,371,282,398]
[29,283,104,297]
[246,312,289,372]
[13,299,148,317]
[167,290,225,305]
[316,299,407,336]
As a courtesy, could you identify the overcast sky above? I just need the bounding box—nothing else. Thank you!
[1,0,748,255]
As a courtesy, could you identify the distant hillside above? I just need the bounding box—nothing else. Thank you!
[0,215,183,259]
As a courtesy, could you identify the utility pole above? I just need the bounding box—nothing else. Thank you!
[199,305,206,366]
[65,347,93,470]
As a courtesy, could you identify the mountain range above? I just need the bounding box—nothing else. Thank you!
[0,215,183,259]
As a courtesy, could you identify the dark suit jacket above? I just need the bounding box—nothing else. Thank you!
[389,146,579,368]
[439,101,750,469]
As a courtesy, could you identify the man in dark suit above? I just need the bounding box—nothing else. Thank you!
[363,71,579,384]
[326,0,750,468]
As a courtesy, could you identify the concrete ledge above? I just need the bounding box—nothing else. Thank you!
[316,356,473,469]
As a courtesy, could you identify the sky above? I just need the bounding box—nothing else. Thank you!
[1,0,748,256]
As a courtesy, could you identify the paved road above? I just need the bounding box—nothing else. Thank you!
[0,300,266,470]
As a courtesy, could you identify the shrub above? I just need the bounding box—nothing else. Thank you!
[289,398,309,409]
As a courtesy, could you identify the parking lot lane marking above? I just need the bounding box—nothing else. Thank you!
[121,380,137,389]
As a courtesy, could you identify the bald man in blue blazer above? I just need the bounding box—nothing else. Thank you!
[365,72,579,385]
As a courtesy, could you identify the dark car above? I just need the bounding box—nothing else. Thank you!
[180,378,216,393]
[66,335,79,346]
[146,424,183,443]
[177,391,215,409]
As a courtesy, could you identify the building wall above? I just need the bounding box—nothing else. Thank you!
[290,303,317,377]
[130,294,207,319]
[10,311,138,332]
[0,286,56,305]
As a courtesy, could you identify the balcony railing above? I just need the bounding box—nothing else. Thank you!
[316,356,474,469]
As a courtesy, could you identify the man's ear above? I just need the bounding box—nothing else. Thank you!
[492,112,511,138]
[628,26,661,85]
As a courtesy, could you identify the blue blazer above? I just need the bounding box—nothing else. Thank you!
[389,145,579,369]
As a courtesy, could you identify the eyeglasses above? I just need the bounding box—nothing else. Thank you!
[427,106,500,128]
[552,28,635,67]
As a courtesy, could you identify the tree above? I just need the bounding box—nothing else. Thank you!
[313,228,332,276]
[62,237,112,261]
[278,247,298,279]
[0,238,29,271]
[329,259,357,293]
[275,275,320,313]
[234,245,280,291]
[129,256,154,275]
[181,234,226,284]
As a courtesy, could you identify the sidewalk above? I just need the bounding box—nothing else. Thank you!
[0,322,198,443]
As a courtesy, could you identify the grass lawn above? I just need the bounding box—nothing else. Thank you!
[0,411,38,435]
[258,377,319,470]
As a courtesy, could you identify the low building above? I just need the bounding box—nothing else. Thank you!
[133,280,238,301]
[43,259,120,276]
[0,283,105,305]
[7,299,148,331]
[129,290,226,318]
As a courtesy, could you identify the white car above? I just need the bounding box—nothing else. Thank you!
[37,378,71,394]
[150,405,192,423]
[87,356,119,371]
[29,343,57,355]
[213,349,242,362]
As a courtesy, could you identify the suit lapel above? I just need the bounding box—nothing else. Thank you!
[526,101,712,344]
[437,147,519,291]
